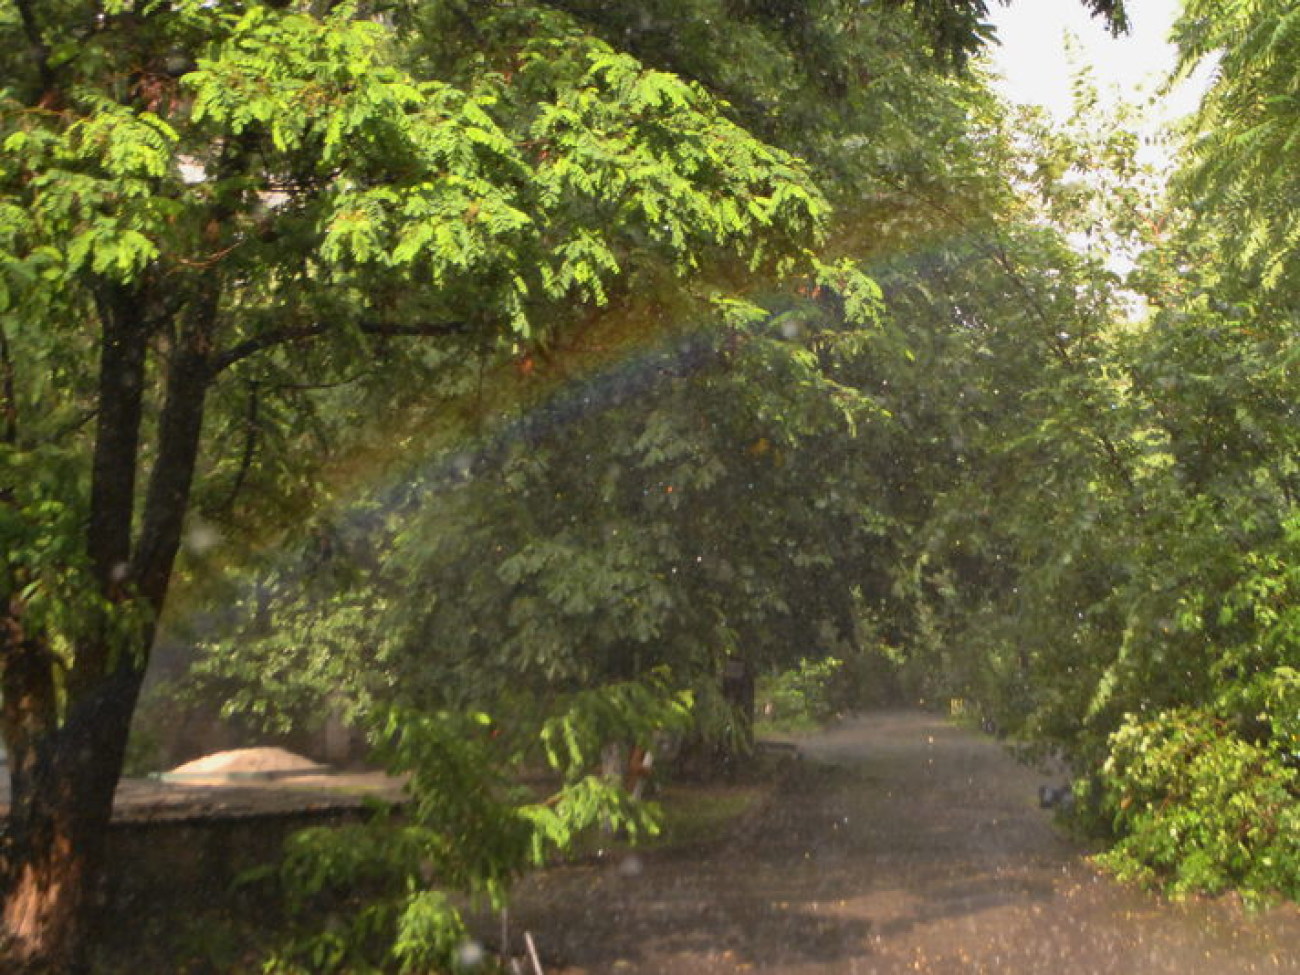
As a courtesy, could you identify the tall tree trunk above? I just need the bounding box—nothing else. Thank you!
[1,277,213,970]
[1,650,147,973]
[0,283,155,971]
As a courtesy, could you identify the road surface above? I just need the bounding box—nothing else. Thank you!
[505,709,1300,974]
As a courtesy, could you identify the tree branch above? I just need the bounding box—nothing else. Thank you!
[0,322,16,446]
[210,319,470,375]
[217,382,260,514]
[87,283,150,589]
[14,0,56,100]
[131,289,218,611]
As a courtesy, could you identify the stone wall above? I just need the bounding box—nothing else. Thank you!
[102,805,362,912]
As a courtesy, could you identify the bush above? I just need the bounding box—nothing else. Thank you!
[264,674,693,972]
[1096,702,1300,903]
[756,657,843,731]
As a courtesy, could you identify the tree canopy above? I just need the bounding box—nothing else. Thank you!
[0,0,852,967]
[5,0,1300,970]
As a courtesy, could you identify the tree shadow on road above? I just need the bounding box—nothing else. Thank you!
[507,861,879,973]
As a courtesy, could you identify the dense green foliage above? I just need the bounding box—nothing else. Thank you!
[872,3,1300,902]
[5,0,1300,968]
[265,676,691,972]
[1096,699,1300,901]
[756,656,845,732]
[1173,0,1300,291]
[174,0,1300,933]
[0,0,865,966]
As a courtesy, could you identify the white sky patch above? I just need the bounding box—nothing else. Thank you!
[984,0,1211,134]
[983,0,1217,288]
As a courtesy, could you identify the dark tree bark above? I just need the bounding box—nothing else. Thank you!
[1,649,147,973]
[722,656,756,749]
[0,278,214,971]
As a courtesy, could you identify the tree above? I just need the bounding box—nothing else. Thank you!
[170,0,1030,771]
[185,270,887,754]
[1173,0,1300,293]
[850,2,1300,902]
[0,0,1140,967]
[1073,0,1300,895]
[0,1,837,967]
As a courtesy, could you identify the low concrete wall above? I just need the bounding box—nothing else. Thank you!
[102,806,362,912]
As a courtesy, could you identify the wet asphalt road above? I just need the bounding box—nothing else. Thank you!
[505,710,1300,974]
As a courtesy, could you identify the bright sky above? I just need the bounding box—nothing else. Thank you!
[985,0,1207,125]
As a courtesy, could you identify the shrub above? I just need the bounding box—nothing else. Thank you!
[1096,699,1300,903]
[264,674,693,972]
[757,657,843,731]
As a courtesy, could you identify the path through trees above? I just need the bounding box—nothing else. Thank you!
[508,711,1300,974]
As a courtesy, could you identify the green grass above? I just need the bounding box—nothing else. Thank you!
[755,714,822,735]
[649,783,768,848]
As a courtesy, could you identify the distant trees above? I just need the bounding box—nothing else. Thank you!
[859,0,1300,901]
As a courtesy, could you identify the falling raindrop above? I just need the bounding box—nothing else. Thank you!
[452,452,475,480]
[618,854,643,877]
[455,939,486,969]
[185,519,221,555]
